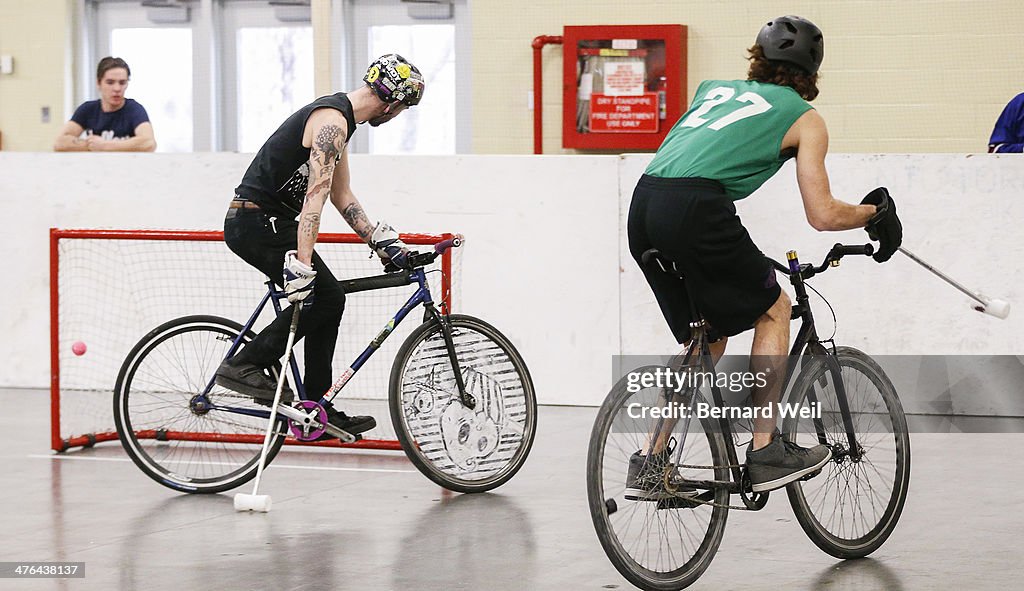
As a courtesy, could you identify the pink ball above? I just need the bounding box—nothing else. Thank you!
[72,341,87,356]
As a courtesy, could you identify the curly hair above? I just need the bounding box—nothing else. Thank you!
[746,45,819,101]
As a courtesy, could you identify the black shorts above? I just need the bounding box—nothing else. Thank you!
[627,175,781,343]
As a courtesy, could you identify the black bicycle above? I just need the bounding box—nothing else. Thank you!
[587,243,910,591]
[114,236,537,495]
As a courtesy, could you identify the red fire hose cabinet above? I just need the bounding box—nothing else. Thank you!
[562,24,688,151]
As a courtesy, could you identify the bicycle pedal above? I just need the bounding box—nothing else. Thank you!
[799,469,822,481]
[656,495,701,510]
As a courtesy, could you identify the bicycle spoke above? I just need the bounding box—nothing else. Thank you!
[786,349,909,557]
[391,316,536,493]
[589,368,727,590]
[117,318,283,493]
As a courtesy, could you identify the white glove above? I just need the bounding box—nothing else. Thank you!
[369,222,410,269]
[283,250,316,304]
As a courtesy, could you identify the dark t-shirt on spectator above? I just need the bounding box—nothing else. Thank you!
[70,99,150,140]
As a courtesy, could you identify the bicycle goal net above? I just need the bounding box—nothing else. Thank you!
[50,228,459,452]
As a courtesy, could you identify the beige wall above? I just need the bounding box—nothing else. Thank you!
[0,1,1021,153]
[0,0,72,152]
[471,0,1024,154]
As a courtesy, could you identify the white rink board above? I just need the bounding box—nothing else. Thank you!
[618,153,1024,359]
[1,153,621,407]
[2,152,1022,407]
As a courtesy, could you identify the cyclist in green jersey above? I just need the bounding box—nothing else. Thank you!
[625,16,903,499]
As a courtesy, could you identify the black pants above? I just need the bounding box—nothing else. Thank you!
[224,206,345,398]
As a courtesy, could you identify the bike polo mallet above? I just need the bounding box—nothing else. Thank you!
[899,246,1011,319]
[234,303,302,513]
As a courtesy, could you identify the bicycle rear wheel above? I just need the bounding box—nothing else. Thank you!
[389,314,537,493]
[587,366,730,591]
[114,315,286,494]
[784,346,911,558]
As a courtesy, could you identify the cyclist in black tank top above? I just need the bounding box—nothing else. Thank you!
[215,55,426,439]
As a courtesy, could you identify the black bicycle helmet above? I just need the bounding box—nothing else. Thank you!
[755,16,824,75]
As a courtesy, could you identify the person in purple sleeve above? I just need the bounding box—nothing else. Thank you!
[54,57,156,152]
[988,92,1024,153]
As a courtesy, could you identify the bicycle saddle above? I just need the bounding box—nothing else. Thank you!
[641,249,684,278]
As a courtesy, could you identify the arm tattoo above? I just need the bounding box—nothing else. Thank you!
[300,212,321,243]
[305,124,344,207]
[341,203,374,241]
[305,176,332,203]
[314,124,344,167]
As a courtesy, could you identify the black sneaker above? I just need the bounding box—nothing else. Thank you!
[746,430,831,493]
[312,401,376,441]
[624,446,698,501]
[214,357,293,405]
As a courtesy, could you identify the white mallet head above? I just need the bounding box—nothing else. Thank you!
[974,296,1010,320]
[234,493,272,513]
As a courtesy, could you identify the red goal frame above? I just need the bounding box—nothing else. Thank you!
[49,228,455,453]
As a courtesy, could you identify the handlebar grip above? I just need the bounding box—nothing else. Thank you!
[834,243,874,257]
[434,234,463,253]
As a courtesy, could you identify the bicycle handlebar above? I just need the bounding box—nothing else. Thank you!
[384,233,463,272]
[833,243,874,258]
[348,234,463,291]
[769,243,875,279]
[433,234,463,254]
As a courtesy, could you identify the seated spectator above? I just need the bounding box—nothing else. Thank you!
[54,56,156,152]
[988,92,1024,153]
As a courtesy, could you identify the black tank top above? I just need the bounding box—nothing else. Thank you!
[235,93,358,216]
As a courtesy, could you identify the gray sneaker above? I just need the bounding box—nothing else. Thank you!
[624,447,698,501]
[215,358,294,405]
[746,430,831,493]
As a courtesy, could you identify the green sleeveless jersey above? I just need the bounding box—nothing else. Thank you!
[646,80,813,200]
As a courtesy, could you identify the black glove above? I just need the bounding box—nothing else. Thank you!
[860,187,902,263]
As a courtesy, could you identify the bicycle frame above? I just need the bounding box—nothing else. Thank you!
[195,266,471,424]
[650,247,864,502]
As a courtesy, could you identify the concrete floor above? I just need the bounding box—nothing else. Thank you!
[1,388,1021,591]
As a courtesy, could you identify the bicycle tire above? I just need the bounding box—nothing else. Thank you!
[114,315,287,494]
[389,314,536,493]
[784,346,911,559]
[587,366,731,591]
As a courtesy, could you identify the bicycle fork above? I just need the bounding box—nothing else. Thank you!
[810,355,862,462]
[423,306,476,410]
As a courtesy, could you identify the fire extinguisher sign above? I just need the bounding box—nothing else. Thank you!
[589,93,660,133]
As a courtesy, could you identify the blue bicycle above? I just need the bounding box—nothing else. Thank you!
[113,236,537,494]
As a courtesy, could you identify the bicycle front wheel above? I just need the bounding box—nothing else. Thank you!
[587,366,730,591]
[785,346,911,558]
[114,315,286,494]
[389,314,536,493]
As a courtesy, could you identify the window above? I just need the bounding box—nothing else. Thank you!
[110,28,194,152]
[367,24,455,154]
[219,1,315,151]
[347,0,470,154]
[86,0,471,153]
[235,27,315,152]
